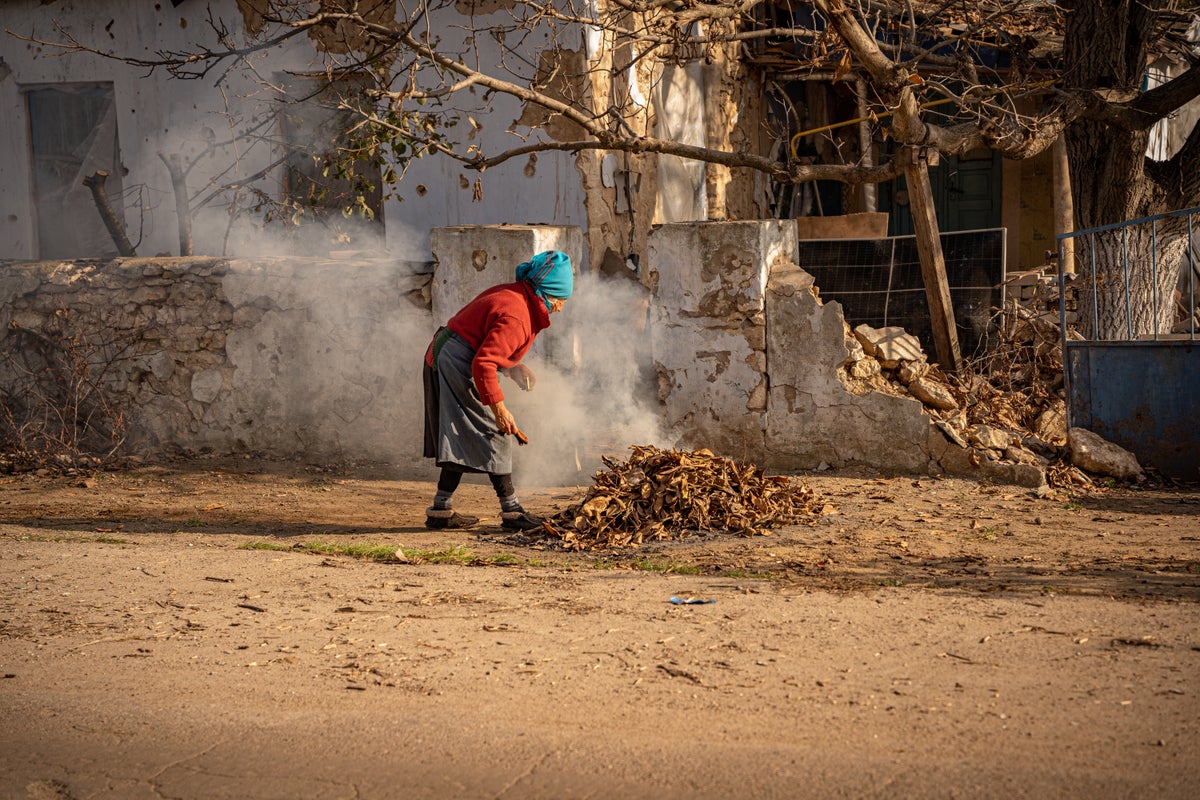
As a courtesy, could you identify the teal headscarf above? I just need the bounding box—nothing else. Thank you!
[516,250,573,311]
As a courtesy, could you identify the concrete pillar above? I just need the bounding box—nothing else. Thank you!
[647,220,796,461]
[430,225,584,369]
[429,225,584,322]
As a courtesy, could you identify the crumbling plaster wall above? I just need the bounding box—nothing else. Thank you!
[648,221,777,460]
[0,1,585,263]
[764,264,932,472]
[0,255,435,474]
[0,225,584,475]
[648,219,988,478]
[4,221,1037,484]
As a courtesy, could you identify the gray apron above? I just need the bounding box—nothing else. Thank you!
[422,332,513,474]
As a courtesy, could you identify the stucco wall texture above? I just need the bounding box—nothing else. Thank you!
[1,254,434,474]
[2,222,1034,484]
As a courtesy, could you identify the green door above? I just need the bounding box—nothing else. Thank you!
[884,148,1002,235]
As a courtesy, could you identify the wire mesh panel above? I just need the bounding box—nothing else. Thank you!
[796,228,1006,357]
[1064,208,1200,342]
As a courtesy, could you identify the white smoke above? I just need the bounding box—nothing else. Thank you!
[502,271,669,487]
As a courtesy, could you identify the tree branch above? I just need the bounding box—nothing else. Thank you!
[1128,62,1200,128]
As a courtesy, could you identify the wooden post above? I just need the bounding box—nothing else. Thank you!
[81,170,136,257]
[1052,136,1075,274]
[901,145,962,372]
[159,152,193,256]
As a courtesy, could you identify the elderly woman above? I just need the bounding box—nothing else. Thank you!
[422,250,573,531]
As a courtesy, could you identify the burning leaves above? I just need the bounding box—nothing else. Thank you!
[536,445,829,551]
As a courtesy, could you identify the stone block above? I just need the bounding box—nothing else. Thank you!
[1034,400,1067,444]
[143,351,175,381]
[0,268,44,306]
[897,360,929,384]
[191,368,224,404]
[853,324,926,367]
[908,377,958,411]
[1068,427,1143,479]
[848,357,881,379]
[968,423,1015,451]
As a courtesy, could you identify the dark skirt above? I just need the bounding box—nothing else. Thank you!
[423,333,513,474]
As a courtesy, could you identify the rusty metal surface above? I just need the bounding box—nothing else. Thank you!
[1066,341,1200,480]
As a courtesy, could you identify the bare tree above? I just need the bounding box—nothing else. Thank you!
[1059,0,1200,339]
[21,0,1200,341]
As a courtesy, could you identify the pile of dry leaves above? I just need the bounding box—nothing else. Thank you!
[535,445,829,550]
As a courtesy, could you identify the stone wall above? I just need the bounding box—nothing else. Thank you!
[0,255,436,475]
[646,220,1046,486]
[647,220,935,473]
[2,221,1046,486]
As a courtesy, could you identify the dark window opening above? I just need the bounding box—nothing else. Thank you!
[24,83,125,259]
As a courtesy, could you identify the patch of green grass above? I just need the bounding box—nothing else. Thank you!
[242,541,289,552]
[968,525,1004,541]
[325,542,414,562]
[408,545,476,564]
[18,533,131,545]
[721,569,772,579]
[1062,501,1083,512]
[629,559,703,575]
[240,540,479,565]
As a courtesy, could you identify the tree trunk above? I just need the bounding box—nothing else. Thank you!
[1062,0,1186,339]
[159,152,193,256]
[903,147,962,371]
[1076,225,1186,339]
[81,171,136,257]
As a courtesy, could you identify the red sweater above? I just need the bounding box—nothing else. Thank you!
[440,281,552,405]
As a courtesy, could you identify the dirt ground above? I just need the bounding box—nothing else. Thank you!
[1,457,1198,799]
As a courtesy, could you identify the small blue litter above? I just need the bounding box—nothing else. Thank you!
[670,596,716,605]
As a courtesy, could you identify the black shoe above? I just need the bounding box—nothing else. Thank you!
[501,509,546,531]
[425,508,480,529]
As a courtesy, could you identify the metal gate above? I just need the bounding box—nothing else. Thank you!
[1060,208,1200,481]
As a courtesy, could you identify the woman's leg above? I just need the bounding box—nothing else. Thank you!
[489,472,545,530]
[425,466,479,529]
[489,472,519,512]
[433,467,464,509]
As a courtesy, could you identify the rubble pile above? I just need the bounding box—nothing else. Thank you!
[538,445,827,550]
[953,304,1085,483]
[840,302,1100,487]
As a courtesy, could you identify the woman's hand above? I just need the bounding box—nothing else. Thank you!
[507,363,536,391]
[489,401,519,436]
